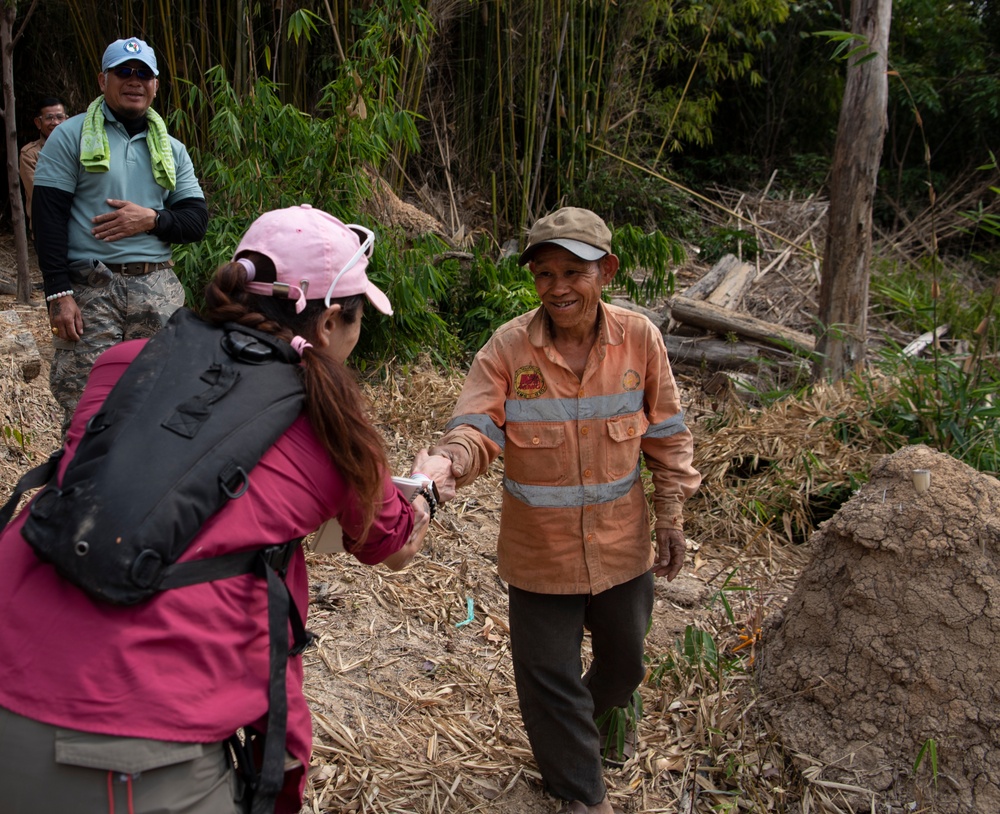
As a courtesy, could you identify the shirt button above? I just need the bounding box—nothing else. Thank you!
[581,427,589,436]
[578,389,585,397]
[585,505,593,513]
[587,533,594,542]
[627,427,635,436]
[532,437,540,445]
[584,469,593,478]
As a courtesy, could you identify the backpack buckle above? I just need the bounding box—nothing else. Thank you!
[260,542,296,576]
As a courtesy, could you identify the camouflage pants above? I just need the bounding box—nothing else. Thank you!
[50,268,185,429]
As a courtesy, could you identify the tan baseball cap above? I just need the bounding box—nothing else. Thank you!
[518,207,612,265]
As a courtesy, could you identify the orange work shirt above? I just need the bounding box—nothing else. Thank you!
[440,302,701,595]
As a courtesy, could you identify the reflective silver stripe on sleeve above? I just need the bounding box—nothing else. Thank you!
[644,411,687,438]
[505,391,645,423]
[503,464,640,508]
[444,413,506,449]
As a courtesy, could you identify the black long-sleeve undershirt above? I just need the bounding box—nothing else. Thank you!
[34,186,209,298]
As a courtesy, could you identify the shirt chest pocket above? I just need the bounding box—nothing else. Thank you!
[605,413,649,479]
[504,423,569,486]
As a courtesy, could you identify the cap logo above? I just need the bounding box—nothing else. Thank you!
[124,39,141,55]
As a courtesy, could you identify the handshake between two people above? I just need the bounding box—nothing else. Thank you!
[384,444,466,571]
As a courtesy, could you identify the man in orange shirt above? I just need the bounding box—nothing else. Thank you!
[431,208,701,814]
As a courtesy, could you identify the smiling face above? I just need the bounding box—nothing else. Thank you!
[98,60,158,120]
[35,104,67,139]
[528,245,619,339]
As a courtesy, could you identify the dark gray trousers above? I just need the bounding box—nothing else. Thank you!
[0,706,240,814]
[508,570,654,805]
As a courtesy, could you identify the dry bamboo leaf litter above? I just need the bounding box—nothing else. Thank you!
[0,229,906,813]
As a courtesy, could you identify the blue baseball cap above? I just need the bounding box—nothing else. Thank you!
[101,37,159,76]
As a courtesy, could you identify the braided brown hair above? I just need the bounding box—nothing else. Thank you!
[201,253,389,542]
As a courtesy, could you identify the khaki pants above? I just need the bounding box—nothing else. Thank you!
[0,706,242,814]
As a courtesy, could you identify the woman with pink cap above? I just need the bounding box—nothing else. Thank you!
[0,205,453,813]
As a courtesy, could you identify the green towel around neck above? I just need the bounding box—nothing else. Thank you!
[80,96,176,190]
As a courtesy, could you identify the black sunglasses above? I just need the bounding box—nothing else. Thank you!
[110,66,155,81]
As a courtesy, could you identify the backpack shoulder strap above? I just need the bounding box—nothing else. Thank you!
[0,449,64,532]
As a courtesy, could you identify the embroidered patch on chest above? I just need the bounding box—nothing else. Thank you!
[514,365,547,399]
[622,369,641,391]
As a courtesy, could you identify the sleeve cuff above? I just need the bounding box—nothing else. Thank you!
[43,272,73,299]
[654,501,685,531]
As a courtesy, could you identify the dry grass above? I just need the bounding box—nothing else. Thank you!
[685,377,898,555]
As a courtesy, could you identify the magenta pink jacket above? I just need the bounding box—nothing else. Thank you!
[0,339,414,812]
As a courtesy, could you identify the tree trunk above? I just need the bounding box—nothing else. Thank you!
[813,0,892,381]
[1,1,32,304]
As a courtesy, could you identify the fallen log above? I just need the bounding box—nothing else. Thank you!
[664,334,809,373]
[667,297,816,356]
[676,254,743,302]
[668,254,756,333]
[610,297,666,329]
[705,257,757,310]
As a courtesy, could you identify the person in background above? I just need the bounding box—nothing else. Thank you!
[32,36,208,429]
[18,95,67,234]
[0,204,455,814]
[429,207,702,814]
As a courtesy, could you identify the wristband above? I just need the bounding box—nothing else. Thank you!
[46,290,74,302]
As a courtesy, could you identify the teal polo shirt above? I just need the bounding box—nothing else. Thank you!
[33,102,205,265]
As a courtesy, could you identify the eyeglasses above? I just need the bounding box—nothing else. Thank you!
[40,114,67,123]
[109,66,156,81]
[324,225,375,307]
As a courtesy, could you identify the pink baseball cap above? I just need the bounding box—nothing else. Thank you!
[234,204,392,316]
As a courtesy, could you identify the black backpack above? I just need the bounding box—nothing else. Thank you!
[0,306,310,814]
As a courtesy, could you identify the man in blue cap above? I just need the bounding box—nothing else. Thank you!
[33,36,208,429]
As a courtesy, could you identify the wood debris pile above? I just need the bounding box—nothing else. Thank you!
[656,187,829,382]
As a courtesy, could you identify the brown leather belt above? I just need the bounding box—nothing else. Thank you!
[105,260,174,276]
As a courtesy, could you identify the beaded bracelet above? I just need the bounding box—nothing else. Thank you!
[45,290,74,302]
[415,485,438,520]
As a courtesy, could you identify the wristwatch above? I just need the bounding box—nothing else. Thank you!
[147,210,160,234]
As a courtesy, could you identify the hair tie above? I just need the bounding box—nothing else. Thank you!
[290,335,313,358]
[236,257,256,280]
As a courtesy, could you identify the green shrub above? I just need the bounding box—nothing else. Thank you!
[698,227,763,264]
[854,343,1000,476]
[164,30,685,365]
[571,167,700,238]
[870,256,997,340]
